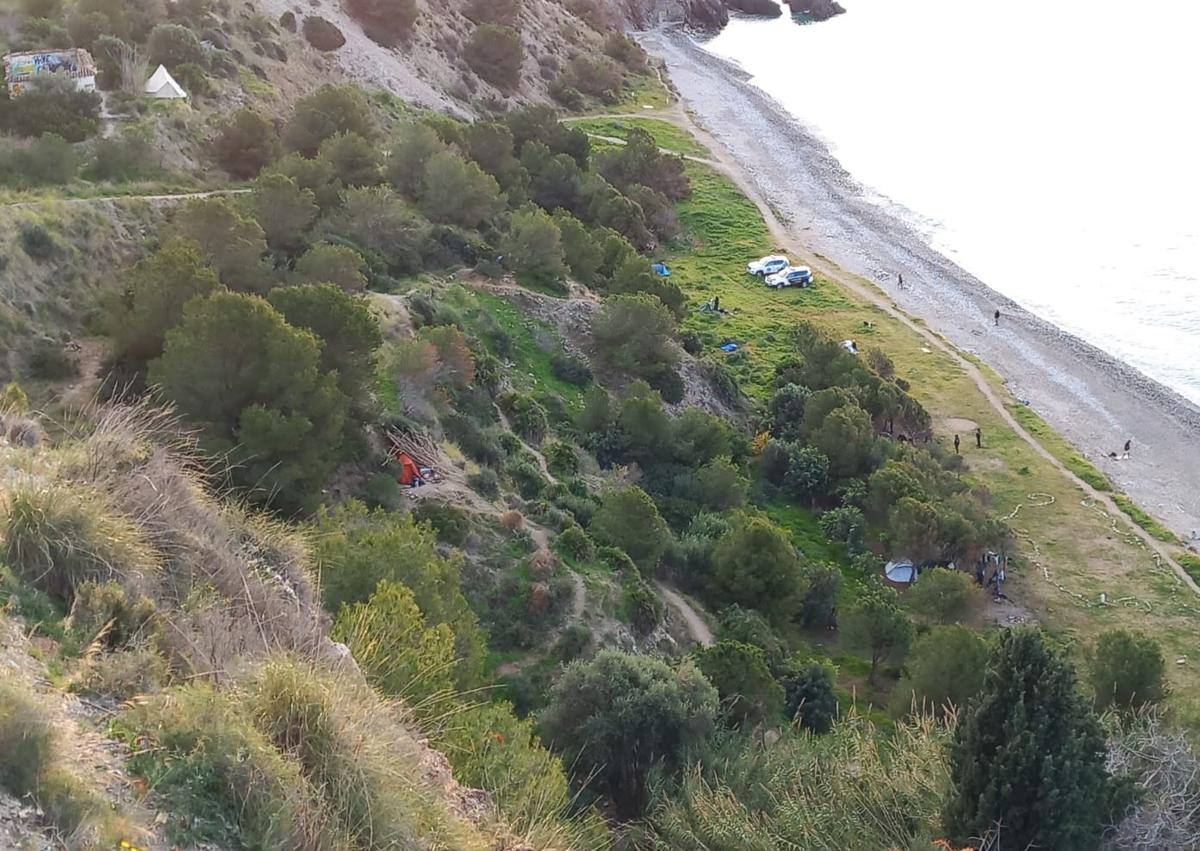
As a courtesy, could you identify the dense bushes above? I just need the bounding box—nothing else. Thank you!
[2,76,101,141]
[466,25,524,91]
[540,650,717,818]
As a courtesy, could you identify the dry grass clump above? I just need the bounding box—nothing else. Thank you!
[248,658,491,851]
[121,681,342,850]
[3,400,329,679]
[3,482,161,606]
[1106,712,1200,850]
[0,681,132,849]
[73,644,169,699]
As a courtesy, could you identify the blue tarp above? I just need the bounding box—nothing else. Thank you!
[651,262,671,277]
[720,343,739,353]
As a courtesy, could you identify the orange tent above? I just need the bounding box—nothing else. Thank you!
[394,451,423,487]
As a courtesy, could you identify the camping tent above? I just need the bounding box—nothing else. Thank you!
[883,559,916,587]
[144,65,187,99]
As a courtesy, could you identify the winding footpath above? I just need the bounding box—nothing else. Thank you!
[573,104,1200,597]
[1,188,250,210]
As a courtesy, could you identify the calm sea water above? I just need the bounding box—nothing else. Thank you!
[705,0,1200,405]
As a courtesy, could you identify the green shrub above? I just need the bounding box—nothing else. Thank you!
[696,640,784,728]
[467,468,500,498]
[890,625,987,718]
[1089,629,1167,711]
[172,62,211,97]
[590,486,670,571]
[19,223,58,260]
[624,572,664,635]
[510,461,546,500]
[26,337,77,378]
[553,622,591,662]
[554,525,594,562]
[466,24,524,91]
[433,699,607,848]
[0,132,79,186]
[412,501,470,546]
[500,392,549,444]
[5,77,101,141]
[312,501,486,686]
[212,108,278,179]
[543,441,579,478]
[147,23,203,67]
[905,567,979,624]
[332,581,459,712]
[363,472,403,510]
[88,126,158,182]
[781,658,838,733]
[550,352,592,385]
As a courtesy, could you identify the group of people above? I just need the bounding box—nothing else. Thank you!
[952,427,983,454]
[896,272,1002,326]
[976,553,1008,599]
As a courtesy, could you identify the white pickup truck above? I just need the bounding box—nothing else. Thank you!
[746,254,790,277]
[765,266,814,288]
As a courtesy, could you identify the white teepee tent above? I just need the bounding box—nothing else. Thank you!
[144,64,187,99]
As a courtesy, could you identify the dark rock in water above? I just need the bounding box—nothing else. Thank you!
[725,0,783,17]
[785,0,846,21]
[686,0,730,30]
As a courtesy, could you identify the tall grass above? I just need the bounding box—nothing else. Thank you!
[248,658,490,851]
[118,683,343,850]
[3,483,160,605]
[0,681,131,849]
[646,713,950,851]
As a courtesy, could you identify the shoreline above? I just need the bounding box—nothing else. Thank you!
[639,26,1200,542]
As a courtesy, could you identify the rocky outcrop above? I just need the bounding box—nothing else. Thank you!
[609,0,730,32]
[725,0,783,17]
[784,0,846,21]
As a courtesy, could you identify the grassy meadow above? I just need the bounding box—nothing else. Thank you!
[599,124,1200,723]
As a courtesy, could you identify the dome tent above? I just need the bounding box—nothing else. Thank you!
[144,64,187,99]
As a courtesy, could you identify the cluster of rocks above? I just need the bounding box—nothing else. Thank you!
[611,0,846,34]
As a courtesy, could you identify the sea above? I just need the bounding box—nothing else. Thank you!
[703,0,1200,405]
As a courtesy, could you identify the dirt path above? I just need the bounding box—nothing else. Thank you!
[1,188,250,210]
[656,582,714,647]
[571,572,586,620]
[493,403,559,487]
[596,102,1200,597]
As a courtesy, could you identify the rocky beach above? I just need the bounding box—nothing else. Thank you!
[639,26,1200,542]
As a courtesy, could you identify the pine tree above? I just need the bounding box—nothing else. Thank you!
[944,627,1110,850]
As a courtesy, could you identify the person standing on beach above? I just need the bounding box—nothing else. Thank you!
[1123,438,1132,459]
[975,427,982,448]
[898,272,904,288]
[994,309,1001,326]
[954,434,961,454]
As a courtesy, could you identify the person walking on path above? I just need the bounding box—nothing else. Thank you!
[994,309,1001,326]
[975,427,982,448]
[954,434,961,454]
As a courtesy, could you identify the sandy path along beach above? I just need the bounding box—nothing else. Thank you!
[637,28,1200,545]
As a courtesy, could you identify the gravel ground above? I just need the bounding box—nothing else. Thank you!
[641,27,1200,541]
